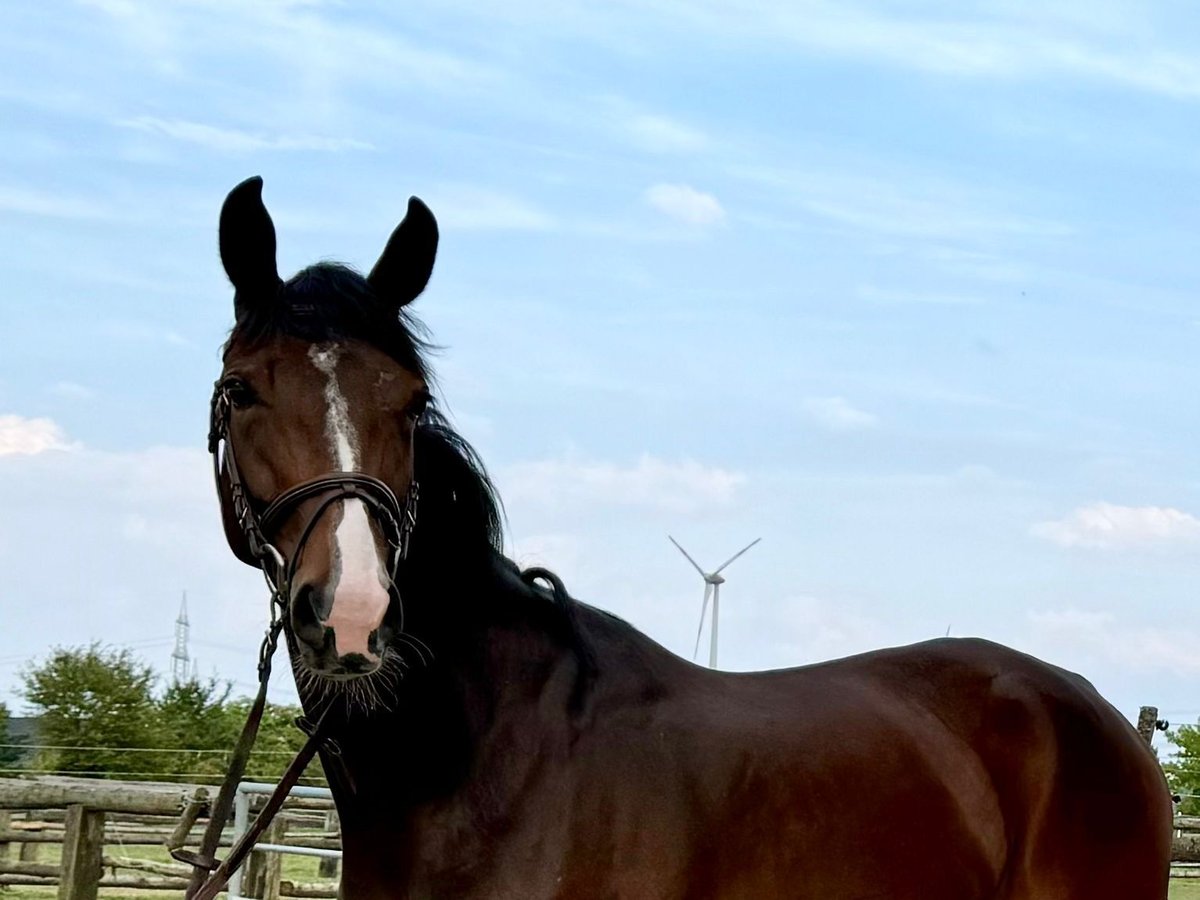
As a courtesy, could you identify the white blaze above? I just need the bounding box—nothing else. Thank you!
[308,345,388,660]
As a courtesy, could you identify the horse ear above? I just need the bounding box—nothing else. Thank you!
[219,176,282,319]
[368,197,438,309]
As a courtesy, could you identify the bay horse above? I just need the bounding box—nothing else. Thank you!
[211,176,1171,899]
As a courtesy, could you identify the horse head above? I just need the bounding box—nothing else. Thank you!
[213,176,437,681]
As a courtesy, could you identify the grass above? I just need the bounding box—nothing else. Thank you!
[3,846,1197,898]
[0,840,329,898]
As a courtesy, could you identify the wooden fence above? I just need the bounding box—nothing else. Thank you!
[0,710,1186,894]
[0,776,340,899]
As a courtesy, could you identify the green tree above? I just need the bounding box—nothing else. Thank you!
[19,642,320,785]
[155,677,238,781]
[21,644,158,778]
[221,698,319,784]
[1164,723,1200,814]
[0,700,23,769]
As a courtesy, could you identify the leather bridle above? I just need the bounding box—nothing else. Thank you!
[207,380,419,599]
[173,378,420,900]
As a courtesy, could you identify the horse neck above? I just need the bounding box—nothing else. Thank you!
[298,553,598,823]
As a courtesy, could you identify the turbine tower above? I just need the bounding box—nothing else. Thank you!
[669,536,761,669]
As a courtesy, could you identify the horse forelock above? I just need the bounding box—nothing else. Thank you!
[224,262,431,380]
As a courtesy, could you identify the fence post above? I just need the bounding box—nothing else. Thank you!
[262,816,286,900]
[1137,706,1159,746]
[318,808,339,879]
[0,810,10,863]
[58,804,105,900]
[229,789,251,898]
[20,833,40,862]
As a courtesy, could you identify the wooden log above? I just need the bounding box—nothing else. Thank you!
[1177,816,1200,832]
[59,804,104,900]
[0,873,56,886]
[108,812,206,827]
[165,792,208,854]
[0,777,204,815]
[280,881,340,898]
[0,872,190,890]
[1174,833,1200,862]
[263,817,286,900]
[8,820,51,831]
[0,860,60,877]
[102,854,192,878]
[100,874,191,889]
[19,838,39,861]
[0,810,10,862]
[317,809,339,879]
[246,834,266,899]
[0,829,237,847]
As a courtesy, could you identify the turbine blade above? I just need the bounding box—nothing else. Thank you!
[693,582,713,659]
[714,537,762,575]
[669,535,707,577]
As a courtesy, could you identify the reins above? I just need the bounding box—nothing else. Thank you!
[170,380,419,899]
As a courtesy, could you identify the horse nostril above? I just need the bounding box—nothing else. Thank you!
[291,584,331,644]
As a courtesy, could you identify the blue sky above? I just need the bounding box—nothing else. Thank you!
[2,1,1199,736]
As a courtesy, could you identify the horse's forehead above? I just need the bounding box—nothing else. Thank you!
[228,337,407,388]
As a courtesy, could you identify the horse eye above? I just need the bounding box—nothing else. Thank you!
[408,391,431,420]
[222,378,257,409]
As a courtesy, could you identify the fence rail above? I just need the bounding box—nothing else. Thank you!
[0,776,340,899]
[0,707,1185,893]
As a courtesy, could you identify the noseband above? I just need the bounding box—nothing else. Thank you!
[207,381,419,606]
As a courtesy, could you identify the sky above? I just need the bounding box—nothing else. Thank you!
[1,1,1199,742]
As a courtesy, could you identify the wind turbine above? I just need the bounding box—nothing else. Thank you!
[669,535,761,669]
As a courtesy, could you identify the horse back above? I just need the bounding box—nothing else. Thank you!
[754,637,1173,899]
[558,636,1171,899]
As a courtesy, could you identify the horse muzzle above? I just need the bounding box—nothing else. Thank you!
[290,582,392,677]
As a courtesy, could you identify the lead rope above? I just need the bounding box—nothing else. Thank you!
[188,708,331,900]
[171,597,286,894]
[171,594,345,900]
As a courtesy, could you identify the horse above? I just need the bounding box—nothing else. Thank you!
[209,176,1172,899]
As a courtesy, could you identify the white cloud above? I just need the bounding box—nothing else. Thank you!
[0,415,73,457]
[644,183,725,225]
[501,454,745,514]
[1030,502,1200,550]
[1028,608,1200,676]
[0,442,279,706]
[429,186,555,231]
[761,594,890,668]
[625,113,709,154]
[621,0,1200,98]
[119,116,374,154]
[48,382,95,401]
[509,532,585,574]
[733,162,1069,242]
[0,186,109,220]
[802,397,879,432]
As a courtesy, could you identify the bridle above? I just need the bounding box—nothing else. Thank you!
[207,379,419,601]
[172,377,420,899]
